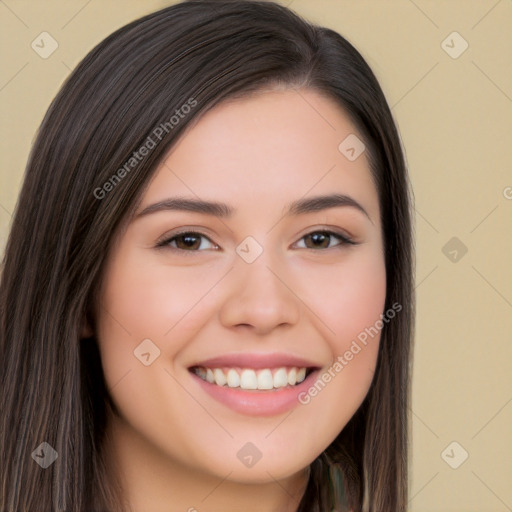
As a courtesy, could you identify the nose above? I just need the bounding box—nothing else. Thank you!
[218,252,301,336]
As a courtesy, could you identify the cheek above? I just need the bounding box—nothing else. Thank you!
[98,253,216,343]
[94,254,171,383]
[295,245,387,350]
[334,254,387,351]
[275,246,386,437]
[94,248,229,395]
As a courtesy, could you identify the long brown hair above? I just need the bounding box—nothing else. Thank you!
[0,1,415,510]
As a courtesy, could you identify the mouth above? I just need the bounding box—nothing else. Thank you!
[187,352,322,416]
[189,365,316,391]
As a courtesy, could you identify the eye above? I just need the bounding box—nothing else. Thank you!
[295,230,355,250]
[156,228,355,254]
[156,231,218,252]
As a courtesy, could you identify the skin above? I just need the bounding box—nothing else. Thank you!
[91,88,386,512]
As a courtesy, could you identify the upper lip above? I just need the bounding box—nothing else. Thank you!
[189,352,321,370]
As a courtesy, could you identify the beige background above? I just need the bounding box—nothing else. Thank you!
[1,1,511,510]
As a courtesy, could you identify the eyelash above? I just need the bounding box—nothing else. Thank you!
[155,228,357,254]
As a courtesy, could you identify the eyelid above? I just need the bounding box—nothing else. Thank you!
[155,225,358,253]
[155,228,219,251]
[294,225,356,245]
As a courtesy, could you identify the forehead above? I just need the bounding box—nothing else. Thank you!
[140,88,379,223]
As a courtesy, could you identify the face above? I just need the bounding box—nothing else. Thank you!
[95,88,386,485]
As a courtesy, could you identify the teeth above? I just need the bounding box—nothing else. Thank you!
[213,368,227,386]
[240,369,258,390]
[257,369,274,390]
[195,367,207,380]
[273,368,288,388]
[194,366,310,390]
[227,368,240,387]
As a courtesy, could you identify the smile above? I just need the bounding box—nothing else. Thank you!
[188,352,321,416]
[191,366,310,390]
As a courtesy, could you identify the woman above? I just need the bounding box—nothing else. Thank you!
[0,1,415,510]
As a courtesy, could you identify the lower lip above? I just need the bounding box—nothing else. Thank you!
[189,370,319,417]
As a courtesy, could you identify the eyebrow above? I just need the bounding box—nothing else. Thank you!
[135,193,372,222]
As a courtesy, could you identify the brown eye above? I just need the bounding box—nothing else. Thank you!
[173,233,202,250]
[157,231,218,252]
[298,230,354,250]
